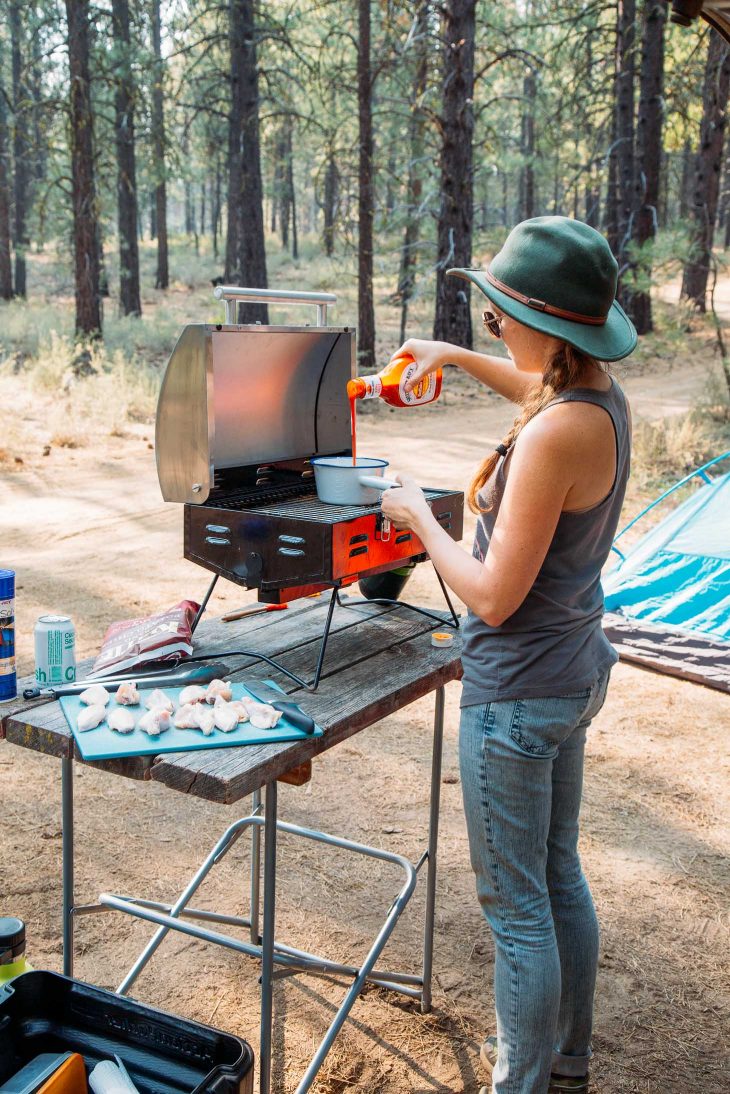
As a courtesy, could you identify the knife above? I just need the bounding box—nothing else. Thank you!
[243,680,316,736]
[22,662,231,701]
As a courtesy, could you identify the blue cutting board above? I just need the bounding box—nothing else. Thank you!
[60,681,322,762]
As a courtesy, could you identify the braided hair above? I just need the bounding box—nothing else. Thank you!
[467,341,607,514]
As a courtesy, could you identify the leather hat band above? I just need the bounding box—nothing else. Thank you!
[485,270,607,326]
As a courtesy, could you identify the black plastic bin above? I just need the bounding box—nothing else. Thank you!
[0,971,254,1094]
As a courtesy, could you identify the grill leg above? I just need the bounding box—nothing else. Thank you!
[309,586,339,689]
[434,567,460,629]
[191,574,219,634]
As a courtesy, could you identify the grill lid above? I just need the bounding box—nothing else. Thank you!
[156,322,355,504]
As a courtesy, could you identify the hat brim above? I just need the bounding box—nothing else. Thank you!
[447,268,637,362]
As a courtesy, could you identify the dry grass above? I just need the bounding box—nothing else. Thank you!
[631,407,730,487]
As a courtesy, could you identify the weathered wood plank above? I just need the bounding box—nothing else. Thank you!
[3,703,154,781]
[0,658,96,738]
[150,630,462,803]
[279,760,312,787]
[145,603,456,795]
[2,600,462,798]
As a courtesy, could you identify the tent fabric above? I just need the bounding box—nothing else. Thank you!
[602,469,730,691]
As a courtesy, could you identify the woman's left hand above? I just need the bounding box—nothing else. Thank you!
[380,474,432,535]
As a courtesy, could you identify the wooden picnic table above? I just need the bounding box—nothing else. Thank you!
[1,592,463,1094]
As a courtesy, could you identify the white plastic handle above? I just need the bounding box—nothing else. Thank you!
[358,475,400,491]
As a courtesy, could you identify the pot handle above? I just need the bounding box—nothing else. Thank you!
[358,475,401,491]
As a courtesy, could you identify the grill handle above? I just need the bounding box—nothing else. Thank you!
[213,286,337,327]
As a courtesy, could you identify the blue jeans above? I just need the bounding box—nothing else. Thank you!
[459,670,611,1094]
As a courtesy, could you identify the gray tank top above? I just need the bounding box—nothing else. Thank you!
[460,377,631,707]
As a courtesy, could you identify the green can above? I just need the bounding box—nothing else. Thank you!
[34,614,76,685]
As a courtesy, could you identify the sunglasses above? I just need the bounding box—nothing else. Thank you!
[483,309,504,338]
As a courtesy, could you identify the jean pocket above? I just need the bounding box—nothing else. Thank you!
[508,690,593,756]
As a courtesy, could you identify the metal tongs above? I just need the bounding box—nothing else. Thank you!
[22,660,230,701]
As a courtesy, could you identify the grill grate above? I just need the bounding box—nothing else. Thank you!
[210,487,450,523]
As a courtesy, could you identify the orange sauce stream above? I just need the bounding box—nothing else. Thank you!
[349,393,357,465]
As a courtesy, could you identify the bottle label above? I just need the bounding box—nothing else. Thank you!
[0,597,15,699]
[398,362,435,405]
[363,376,383,400]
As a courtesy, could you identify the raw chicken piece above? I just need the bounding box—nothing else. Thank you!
[115,681,140,706]
[138,708,171,736]
[79,684,110,707]
[228,699,250,724]
[179,684,207,705]
[205,679,232,704]
[144,688,174,712]
[173,703,200,729]
[77,705,106,732]
[108,707,135,734]
[193,705,215,736]
[212,699,239,733]
[246,701,283,731]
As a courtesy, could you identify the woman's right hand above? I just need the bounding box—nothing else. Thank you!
[391,339,452,393]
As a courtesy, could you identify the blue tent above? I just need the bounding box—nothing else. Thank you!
[603,453,730,692]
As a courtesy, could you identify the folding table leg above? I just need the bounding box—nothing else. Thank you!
[62,755,74,978]
[259,781,278,1094]
[421,685,445,1014]
[250,789,262,944]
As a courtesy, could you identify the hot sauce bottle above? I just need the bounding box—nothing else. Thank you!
[347,352,442,408]
[346,353,442,465]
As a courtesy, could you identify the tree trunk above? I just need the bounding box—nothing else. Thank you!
[614,0,636,301]
[519,69,537,220]
[717,142,730,237]
[398,0,429,344]
[357,0,375,370]
[279,131,290,249]
[681,31,730,311]
[65,0,102,337]
[224,52,241,285]
[213,154,221,262]
[605,106,619,254]
[322,150,338,256]
[286,123,298,260]
[0,37,13,300]
[9,2,28,297]
[111,0,141,316]
[151,0,169,289]
[228,0,268,322]
[433,0,475,349]
[679,140,692,220]
[625,0,666,335]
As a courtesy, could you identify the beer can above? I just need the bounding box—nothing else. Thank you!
[0,569,16,703]
[34,615,76,686]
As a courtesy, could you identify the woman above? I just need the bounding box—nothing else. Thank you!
[380,216,636,1094]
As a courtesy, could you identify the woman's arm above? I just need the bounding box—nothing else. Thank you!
[396,338,541,405]
[380,413,576,625]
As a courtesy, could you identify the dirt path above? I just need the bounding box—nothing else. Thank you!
[1,360,728,1093]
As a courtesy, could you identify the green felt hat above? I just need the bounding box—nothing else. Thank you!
[448,216,637,362]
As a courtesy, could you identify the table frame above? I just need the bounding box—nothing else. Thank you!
[59,687,446,1094]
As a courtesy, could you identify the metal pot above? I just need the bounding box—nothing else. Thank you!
[311,456,400,505]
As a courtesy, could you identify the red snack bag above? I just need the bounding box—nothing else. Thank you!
[91,600,200,677]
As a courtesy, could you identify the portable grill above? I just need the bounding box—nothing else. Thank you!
[155,286,464,687]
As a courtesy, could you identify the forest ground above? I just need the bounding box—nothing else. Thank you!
[1,244,729,1093]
